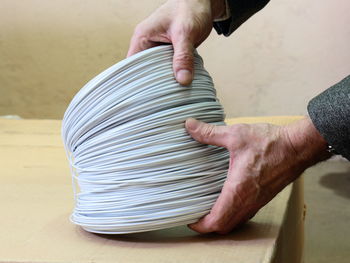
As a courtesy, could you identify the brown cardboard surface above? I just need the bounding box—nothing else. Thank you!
[0,117,303,263]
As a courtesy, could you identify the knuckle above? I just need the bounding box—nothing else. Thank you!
[174,51,194,67]
[139,36,150,48]
[201,125,215,140]
[133,23,151,43]
[131,28,151,50]
[227,124,249,148]
[173,23,195,36]
[133,23,145,35]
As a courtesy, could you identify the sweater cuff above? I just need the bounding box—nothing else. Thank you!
[213,0,270,36]
[307,75,350,160]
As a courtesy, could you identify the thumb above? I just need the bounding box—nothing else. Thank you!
[172,37,194,85]
[185,118,230,148]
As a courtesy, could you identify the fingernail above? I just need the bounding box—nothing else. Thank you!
[176,69,192,85]
[186,118,200,131]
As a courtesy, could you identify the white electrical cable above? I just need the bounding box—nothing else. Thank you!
[62,45,229,234]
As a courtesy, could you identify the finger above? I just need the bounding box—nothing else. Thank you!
[127,33,158,57]
[189,180,241,234]
[172,36,194,85]
[185,118,231,148]
[189,179,263,234]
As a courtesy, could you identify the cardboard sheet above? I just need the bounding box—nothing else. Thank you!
[0,117,304,263]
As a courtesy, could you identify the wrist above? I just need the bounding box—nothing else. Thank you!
[283,117,331,167]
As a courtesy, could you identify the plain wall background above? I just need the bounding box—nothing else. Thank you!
[0,0,349,119]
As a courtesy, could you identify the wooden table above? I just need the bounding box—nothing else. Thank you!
[0,117,304,263]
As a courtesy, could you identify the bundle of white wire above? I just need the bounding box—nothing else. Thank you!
[62,45,229,234]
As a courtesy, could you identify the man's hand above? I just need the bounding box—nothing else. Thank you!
[127,0,226,85]
[185,117,330,234]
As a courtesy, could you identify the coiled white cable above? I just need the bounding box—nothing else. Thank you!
[62,45,229,234]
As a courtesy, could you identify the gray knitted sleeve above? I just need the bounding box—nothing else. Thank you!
[307,76,350,160]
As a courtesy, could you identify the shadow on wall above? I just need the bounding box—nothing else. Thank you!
[319,170,350,200]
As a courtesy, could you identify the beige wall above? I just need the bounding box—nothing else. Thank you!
[1,0,349,119]
[199,0,350,117]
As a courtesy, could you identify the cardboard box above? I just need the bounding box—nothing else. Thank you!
[0,117,304,263]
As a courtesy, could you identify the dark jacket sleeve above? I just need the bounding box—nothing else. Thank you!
[213,0,270,36]
[307,75,350,160]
